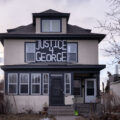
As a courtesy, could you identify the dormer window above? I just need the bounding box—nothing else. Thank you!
[41,19,61,32]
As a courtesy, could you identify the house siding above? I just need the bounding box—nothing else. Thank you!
[4,39,98,65]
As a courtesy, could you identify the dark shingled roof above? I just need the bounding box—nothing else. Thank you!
[32,9,70,24]
[7,23,91,34]
[67,24,91,34]
[0,9,106,42]
[40,9,63,14]
[7,24,35,34]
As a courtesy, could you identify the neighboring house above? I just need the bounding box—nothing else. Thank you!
[0,9,105,113]
[109,65,120,105]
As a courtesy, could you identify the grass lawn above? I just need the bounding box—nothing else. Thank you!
[0,114,56,120]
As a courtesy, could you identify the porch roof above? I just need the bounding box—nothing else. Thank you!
[1,64,105,72]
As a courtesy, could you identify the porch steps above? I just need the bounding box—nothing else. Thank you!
[75,104,96,117]
[48,106,74,116]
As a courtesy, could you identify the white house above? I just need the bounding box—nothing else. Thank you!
[0,9,105,114]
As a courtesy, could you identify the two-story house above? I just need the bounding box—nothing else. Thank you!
[0,9,105,113]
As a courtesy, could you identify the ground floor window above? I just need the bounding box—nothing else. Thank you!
[31,73,41,94]
[43,73,49,95]
[20,73,29,94]
[8,73,18,94]
[7,72,72,95]
[64,73,71,95]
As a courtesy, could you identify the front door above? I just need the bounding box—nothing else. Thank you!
[49,74,64,106]
[85,79,96,103]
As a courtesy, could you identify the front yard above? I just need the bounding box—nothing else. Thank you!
[0,114,56,120]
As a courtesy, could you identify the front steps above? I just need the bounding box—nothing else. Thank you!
[75,103,102,117]
[48,104,102,116]
[48,106,74,116]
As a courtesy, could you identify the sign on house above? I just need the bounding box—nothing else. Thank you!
[36,40,67,62]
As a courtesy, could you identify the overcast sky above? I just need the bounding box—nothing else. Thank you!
[0,0,113,86]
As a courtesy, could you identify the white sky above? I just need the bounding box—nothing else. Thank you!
[0,0,114,87]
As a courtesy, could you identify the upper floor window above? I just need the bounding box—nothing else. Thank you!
[67,43,77,62]
[41,19,61,32]
[25,43,35,63]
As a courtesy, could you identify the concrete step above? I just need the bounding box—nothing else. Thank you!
[48,106,74,116]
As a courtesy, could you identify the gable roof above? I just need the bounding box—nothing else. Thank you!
[0,9,106,44]
[0,23,105,43]
[40,9,63,14]
[32,9,70,24]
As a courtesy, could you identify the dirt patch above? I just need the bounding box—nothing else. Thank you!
[0,114,55,120]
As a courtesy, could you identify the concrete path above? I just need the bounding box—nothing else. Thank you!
[55,116,86,120]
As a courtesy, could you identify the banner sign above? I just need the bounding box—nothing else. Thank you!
[36,40,67,62]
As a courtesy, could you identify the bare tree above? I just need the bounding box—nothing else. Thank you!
[98,0,120,63]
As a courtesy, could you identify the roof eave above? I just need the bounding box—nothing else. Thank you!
[0,33,105,42]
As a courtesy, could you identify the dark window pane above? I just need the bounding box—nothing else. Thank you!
[44,84,48,94]
[87,88,94,96]
[67,53,77,62]
[74,88,81,95]
[32,85,40,93]
[87,81,94,88]
[66,84,70,93]
[21,85,28,94]
[26,53,35,62]
[9,85,16,93]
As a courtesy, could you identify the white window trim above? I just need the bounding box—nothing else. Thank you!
[8,73,18,94]
[31,73,41,95]
[64,73,71,95]
[43,73,49,95]
[19,73,29,95]
[25,43,36,63]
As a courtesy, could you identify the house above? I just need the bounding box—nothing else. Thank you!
[109,65,120,105]
[0,9,105,114]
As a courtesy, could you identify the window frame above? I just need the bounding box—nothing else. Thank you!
[64,73,71,95]
[31,73,41,95]
[43,73,49,95]
[25,42,36,63]
[41,18,62,33]
[19,73,29,95]
[8,73,18,94]
[67,42,78,63]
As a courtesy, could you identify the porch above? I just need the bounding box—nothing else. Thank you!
[2,64,105,113]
